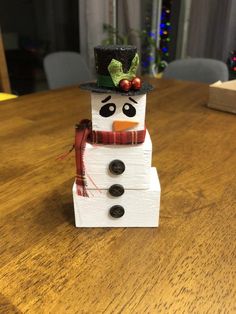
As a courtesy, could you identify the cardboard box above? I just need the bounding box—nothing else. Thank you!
[208,80,236,114]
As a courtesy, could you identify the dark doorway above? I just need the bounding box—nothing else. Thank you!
[0,0,79,95]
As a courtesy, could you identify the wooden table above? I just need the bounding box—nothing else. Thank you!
[0,79,235,313]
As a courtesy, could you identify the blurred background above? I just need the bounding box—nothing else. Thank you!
[0,0,235,95]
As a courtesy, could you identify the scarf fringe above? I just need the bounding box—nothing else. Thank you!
[56,145,75,161]
[76,183,89,197]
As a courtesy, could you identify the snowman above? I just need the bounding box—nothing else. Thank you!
[72,45,161,227]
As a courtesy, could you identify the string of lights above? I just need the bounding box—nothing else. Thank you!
[227,51,236,72]
[159,0,173,61]
[141,0,173,74]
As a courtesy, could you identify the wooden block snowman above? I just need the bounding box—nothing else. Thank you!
[73,45,161,227]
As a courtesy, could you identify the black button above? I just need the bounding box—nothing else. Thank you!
[109,159,125,175]
[109,205,125,218]
[109,184,125,197]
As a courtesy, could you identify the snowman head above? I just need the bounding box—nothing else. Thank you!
[80,45,153,131]
[91,92,146,131]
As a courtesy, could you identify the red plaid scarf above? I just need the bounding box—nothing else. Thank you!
[75,119,146,196]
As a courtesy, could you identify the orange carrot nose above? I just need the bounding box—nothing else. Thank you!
[113,120,139,132]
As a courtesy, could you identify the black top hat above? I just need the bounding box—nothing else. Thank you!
[80,45,153,95]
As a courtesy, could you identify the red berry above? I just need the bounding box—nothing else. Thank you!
[131,77,142,90]
[119,79,131,91]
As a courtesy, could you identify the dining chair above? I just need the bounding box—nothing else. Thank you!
[163,58,229,84]
[43,51,92,89]
[0,27,11,93]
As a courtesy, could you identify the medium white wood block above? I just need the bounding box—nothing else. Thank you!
[73,167,161,228]
[91,92,147,131]
[84,130,152,189]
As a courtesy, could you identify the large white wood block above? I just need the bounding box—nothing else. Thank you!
[73,167,161,228]
[91,92,147,131]
[84,130,152,189]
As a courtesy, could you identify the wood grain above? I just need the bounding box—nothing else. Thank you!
[0,79,235,313]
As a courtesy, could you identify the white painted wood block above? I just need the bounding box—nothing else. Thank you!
[73,167,161,227]
[84,130,152,189]
[91,92,146,131]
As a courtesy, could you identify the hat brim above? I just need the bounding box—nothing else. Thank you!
[79,81,153,95]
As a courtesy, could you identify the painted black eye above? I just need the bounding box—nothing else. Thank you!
[122,103,136,117]
[99,103,116,117]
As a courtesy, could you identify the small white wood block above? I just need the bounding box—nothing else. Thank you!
[91,92,147,131]
[84,130,152,189]
[73,167,161,227]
